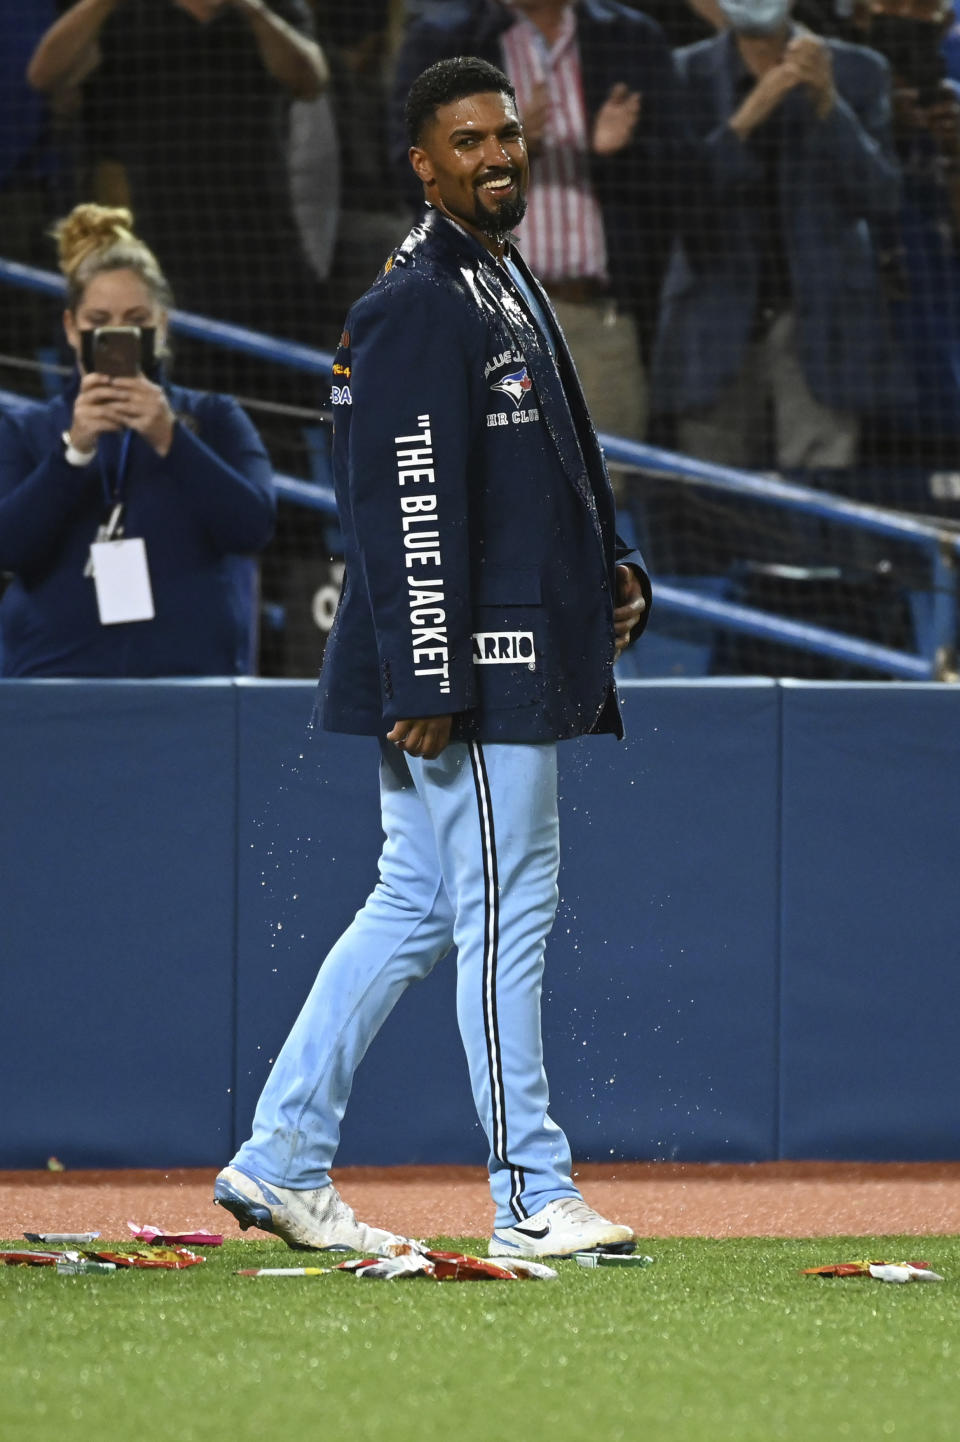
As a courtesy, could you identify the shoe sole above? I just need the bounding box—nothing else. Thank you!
[489,1236,636,1259]
[213,1175,318,1251]
[213,1176,274,1233]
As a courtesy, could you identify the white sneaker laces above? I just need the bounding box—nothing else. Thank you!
[550,1197,606,1226]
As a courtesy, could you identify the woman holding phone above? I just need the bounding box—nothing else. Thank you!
[0,204,276,676]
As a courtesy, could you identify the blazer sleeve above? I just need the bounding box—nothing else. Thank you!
[0,413,100,574]
[344,275,481,722]
[167,396,276,555]
[674,45,768,219]
[798,49,900,219]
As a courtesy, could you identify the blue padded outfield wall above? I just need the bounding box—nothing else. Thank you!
[1,679,957,1170]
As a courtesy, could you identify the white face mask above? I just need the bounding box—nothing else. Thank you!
[718,0,792,36]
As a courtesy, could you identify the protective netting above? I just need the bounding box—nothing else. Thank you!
[3,1,960,678]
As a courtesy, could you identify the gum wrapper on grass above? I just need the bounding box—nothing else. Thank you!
[236,1267,331,1277]
[56,1258,117,1276]
[803,1260,944,1282]
[24,1231,101,1244]
[575,1252,655,1269]
[84,1246,206,1270]
[338,1249,558,1281]
[127,1222,223,1246]
[1,1250,64,1267]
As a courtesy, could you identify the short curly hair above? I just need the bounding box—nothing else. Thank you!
[404,56,517,147]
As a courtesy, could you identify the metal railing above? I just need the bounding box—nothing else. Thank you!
[3,256,956,680]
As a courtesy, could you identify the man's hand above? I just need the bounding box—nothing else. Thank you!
[613,563,647,659]
[105,375,176,455]
[785,34,835,120]
[729,61,803,141]
[592,82,642,157]
[387,715,453,760]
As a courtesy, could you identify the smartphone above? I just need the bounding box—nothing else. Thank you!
[86,326,143,377]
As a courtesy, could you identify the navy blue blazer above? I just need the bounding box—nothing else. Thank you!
[653,31,909,415]
[0,382,275,677]
[315,208,651,744]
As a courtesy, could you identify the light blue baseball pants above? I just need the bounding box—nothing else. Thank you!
[232,738,577,1229]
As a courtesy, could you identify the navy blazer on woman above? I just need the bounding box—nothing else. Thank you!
[315,208,650,744]
[0,382,275,676]
[653,30,908,416]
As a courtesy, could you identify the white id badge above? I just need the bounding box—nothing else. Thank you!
[90,538,155,625]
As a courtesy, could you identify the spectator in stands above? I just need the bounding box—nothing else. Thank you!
[852,0,960,458]
[653,0,907,472]
[307,0,409,339]
[0,204,275,678]
[2,4,63,267]
[942,0,960,82]
[635,0,725,47]
[391,1,690,448]
[27,1,329,372]
[640,0,849,45]
[1,3,72,376]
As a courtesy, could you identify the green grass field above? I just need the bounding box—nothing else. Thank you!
[2,1236,958,1442]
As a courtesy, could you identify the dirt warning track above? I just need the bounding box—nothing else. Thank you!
[3,1161,960,1241]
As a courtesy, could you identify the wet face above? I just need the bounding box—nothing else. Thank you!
[64,268,166,370]
[409,90,529,251]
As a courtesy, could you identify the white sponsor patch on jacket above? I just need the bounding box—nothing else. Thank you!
[484,347,524,380]
[472,631,536,668]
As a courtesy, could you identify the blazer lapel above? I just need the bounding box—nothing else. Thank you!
[475,255,599,514]
[425,210,609,525]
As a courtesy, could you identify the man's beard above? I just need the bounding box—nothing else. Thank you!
[471,188,527,240]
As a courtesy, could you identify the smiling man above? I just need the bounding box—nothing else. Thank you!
[215,56,652,1261]
[391,3,693,469]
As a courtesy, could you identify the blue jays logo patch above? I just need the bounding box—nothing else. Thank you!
[490,366,533,410]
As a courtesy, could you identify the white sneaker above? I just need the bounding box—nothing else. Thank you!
[214,1165,408,1254]
[488,1196,635,1258]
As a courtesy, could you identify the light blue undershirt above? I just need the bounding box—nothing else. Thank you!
[501,252,557,358]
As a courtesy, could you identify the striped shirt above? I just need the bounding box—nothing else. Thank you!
[500,4,609,284]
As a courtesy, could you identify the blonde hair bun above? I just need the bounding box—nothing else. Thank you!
[51,202,172,311]
[53,203,138,279]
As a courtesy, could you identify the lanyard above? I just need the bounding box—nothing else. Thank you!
[99,429,133,513]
